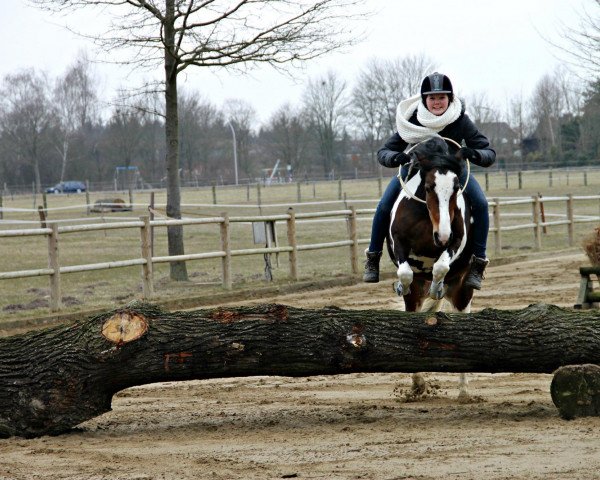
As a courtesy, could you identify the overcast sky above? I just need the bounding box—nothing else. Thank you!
[1,0,589,123]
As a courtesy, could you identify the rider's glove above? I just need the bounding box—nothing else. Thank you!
[391,152,412,167]
[458,147,479,161]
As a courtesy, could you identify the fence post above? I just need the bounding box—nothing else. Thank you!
[0,193,3,220]
[257,183,262,207]
[85,190,91,215]
[567,194,574,247]
[349,206,359,275]
[140,215,154,298]
[297,182,301,203]
[378,177,382,197]
[220,212,232,290]
[518,171,522,189]
[492,197,501,255]
[485,173,489,191]
[149,192,155,257]
[313,182,316,199]
[505,171,508,189]
[338,179,343,200]
[549,169,553,187]
[246,183,250,202]
[584,171,588,187]
[212,182,217,205]
[532,195,542,250]
[37,206,47,228]
[286,207,298,281]
[42,193,48,213]
[128,188,133,208]
[47,223,61,312]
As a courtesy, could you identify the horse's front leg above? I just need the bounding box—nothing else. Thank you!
[395,260,414,297]
[429,250,452,300]
[392,241,413,297]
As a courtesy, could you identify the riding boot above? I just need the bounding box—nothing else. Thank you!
[363,250,383,283]
[464,256,488,290]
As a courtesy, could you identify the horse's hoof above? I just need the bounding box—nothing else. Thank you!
[429,283,445,300]
[393,282,410,297]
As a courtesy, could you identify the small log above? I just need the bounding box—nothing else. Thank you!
[551,364,600,419]
[2,302,600,438]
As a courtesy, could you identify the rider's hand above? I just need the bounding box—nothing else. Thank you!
[393,152,412,167]
[458,147,479,161]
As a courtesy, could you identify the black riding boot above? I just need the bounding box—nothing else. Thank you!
[363,251,382,283]
[464,256,488,290]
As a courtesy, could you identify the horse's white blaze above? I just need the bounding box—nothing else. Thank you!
[433,171,455,243]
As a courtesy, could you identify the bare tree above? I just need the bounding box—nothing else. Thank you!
[302,70,349,176]
[0,70,57,192]
[33,0,367,281]
[464,92,501,124]
[351,54,434,167]
[528,68,582,164]
[178,90,224,185]
[53,52,99,182]
[260,103,310,177]
[223,98,257,182]
[555,0,600,75]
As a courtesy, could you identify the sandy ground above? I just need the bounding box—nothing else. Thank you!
[1,252,600,480]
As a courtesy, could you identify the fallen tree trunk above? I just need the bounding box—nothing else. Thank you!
[1,302,600,438]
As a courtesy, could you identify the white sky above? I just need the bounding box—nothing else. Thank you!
[1,0,589,124]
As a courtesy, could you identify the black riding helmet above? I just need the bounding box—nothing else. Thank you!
[421,72,454,105]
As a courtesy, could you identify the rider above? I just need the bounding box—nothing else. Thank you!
[363,72,496,289]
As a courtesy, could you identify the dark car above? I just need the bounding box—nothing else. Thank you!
[45,181,87,194]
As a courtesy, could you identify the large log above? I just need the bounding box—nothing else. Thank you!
[1,302,600,438]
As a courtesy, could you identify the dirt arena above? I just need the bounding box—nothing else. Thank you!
[1,252,600,480]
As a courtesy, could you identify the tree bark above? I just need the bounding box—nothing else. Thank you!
[1,302,600,438]
[164,0,188,281]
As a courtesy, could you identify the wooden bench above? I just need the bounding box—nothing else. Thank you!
[574,266,600,309]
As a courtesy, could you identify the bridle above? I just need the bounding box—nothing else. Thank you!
[396,137,471,205]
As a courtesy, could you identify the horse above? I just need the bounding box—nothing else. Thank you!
[386,135,475,400]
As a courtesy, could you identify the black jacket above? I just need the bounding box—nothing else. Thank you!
[378,105,496,169]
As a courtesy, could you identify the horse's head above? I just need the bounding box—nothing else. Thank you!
[413,137,463,248]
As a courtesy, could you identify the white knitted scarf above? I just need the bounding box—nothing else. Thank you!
[395,94,463,145]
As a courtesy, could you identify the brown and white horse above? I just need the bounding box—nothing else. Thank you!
[387,136,475,398]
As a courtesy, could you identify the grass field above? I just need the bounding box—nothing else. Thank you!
[1,168,599,323]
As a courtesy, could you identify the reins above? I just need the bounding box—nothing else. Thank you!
[396,137,471,205]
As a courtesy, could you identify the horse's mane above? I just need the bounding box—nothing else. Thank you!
[419,155,463,177]
[412,136,463,177]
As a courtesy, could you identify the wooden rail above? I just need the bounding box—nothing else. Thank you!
[1,194,600,312]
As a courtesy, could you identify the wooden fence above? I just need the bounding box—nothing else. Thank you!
[1,194,600,312]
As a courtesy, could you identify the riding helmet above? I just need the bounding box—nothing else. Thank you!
[421,72,454,104]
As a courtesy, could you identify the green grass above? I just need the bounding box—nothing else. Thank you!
[0,170,598,323]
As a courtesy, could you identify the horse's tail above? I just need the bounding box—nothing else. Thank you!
[385,235,398,267]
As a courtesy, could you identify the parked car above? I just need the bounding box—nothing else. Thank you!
[45,181,86,194]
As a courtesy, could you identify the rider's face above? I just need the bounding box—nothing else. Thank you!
[426,94,450,116]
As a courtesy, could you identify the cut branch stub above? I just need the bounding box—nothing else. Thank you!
[101,311,148,344]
